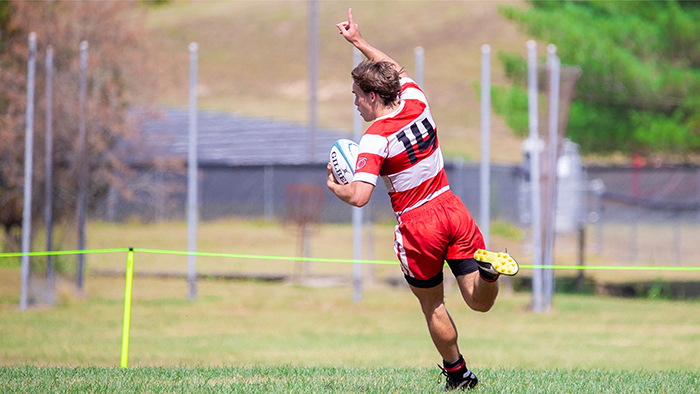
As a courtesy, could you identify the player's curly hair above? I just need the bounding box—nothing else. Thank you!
[351,60,401,107]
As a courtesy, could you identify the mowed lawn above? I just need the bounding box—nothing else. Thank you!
[1,277,700,393]
[2,219,700,369]
[1,219,700,392]
[1,271,699,371]
[2,366,699,393]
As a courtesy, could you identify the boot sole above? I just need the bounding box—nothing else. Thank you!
[474,249,519,276]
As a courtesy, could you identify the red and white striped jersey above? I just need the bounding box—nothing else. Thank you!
[353,77,449,217]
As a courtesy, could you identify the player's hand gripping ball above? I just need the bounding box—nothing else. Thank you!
[329,139,359,185]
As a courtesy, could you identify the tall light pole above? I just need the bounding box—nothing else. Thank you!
[20,32,37,310]
[480,44,491,249]
[45,45,55,297]
[308,0,318,161]
[76,40,88,291]
[187,42,199,300]
[527,40,543,313]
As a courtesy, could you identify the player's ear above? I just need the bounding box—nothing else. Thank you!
[370,91,377,103]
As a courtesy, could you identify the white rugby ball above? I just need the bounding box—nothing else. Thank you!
[329,138,359,185]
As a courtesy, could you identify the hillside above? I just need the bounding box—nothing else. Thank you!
[144,1,533,163]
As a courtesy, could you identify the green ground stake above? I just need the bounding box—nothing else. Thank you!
[120,248,135,369]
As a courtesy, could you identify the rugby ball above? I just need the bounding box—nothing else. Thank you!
[329,138,359,185]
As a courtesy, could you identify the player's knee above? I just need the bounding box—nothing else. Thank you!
[420,300,444,318]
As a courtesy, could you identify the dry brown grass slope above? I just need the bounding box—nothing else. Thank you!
[144,1,535,163]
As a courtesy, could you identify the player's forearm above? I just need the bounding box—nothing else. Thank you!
[329,183,351,206]
[328,181,371,208]
[329,182,360,207]
[351,38,403,74]
[352,38,387,62]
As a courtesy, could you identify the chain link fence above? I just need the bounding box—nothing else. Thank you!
[93,157,700,270]
[94,161,523,226]
[587,166,700,267]
[13,135,700,305]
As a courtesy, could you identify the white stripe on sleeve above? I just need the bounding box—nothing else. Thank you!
[359,134,389,157]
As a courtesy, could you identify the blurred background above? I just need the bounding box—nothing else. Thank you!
[1,0,700,307]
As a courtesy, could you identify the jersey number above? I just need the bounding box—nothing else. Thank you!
[396,118,437,164]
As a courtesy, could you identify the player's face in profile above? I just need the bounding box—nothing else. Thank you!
[352,82,374,122]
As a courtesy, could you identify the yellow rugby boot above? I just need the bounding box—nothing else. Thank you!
[473,249,519,277]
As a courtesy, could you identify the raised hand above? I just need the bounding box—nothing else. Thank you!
[336,8,361,44]
[334,8,406,77]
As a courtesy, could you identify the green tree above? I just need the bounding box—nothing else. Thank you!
[493,0,700,157]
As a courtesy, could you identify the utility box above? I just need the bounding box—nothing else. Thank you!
[555,139,584,233]
[519,138,584,234]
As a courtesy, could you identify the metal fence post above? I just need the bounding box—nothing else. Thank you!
[352,47,363,303]
[543,45,560,311]
[673,213,681,264]
[76,40,88,291]
[630,205,638,262]
[264,165,274,222]
[591,179,604,254]
[527,40,543,313]
[187,42,199,300]
[480,44,491,248]
[44,45,55,296]
[308,0,318,161]
[414,46,424,89]
[20,32,37,311]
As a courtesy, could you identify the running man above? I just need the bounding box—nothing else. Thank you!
[327,9,518,391]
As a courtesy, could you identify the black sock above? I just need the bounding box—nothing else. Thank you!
[478,268,499,282]
[443,354,467,377]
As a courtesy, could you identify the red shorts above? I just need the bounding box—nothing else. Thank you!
[394,190,485,281]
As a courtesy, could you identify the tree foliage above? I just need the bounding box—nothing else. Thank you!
[494,0,700,157]
[0,1,154,251]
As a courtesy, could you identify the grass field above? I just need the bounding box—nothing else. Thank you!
[3,273,700,370]
[3,1,698,391]
[2,220,700,392]
[2,278,700,393]
[2,366,699,393]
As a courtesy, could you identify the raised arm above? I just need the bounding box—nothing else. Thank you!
[336,8,408,78]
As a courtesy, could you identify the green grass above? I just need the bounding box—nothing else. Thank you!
[1,366,698,393]
[3,219,700,392]
[2,273,700,371]
[489,220,523,241]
